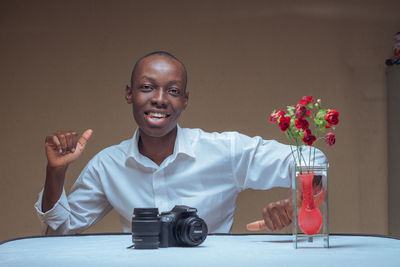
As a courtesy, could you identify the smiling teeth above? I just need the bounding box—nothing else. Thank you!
[149,112,167,118]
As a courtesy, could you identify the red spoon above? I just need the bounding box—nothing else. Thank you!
[298,172,322,235]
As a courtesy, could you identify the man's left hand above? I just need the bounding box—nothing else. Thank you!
[246,186,326,231]
[246,198,294,231]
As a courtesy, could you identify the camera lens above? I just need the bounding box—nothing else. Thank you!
[132,208,160,249]
[176,217,208,246]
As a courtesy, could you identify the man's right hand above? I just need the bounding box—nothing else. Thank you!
[42,129,93,213]
[45,129,93,168]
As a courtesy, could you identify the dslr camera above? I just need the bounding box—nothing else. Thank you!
[131,205,208,249]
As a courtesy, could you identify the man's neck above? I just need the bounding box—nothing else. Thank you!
[138,127,177,166]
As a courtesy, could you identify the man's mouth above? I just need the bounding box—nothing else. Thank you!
[145,111,170,119]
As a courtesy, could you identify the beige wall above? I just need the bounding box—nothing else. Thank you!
[1,0,399,241]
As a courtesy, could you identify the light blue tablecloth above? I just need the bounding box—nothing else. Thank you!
[1,234,399,266]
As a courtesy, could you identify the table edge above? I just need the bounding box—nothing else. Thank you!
[1,232,399,246]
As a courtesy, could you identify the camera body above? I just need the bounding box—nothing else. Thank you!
[132,205,208,249]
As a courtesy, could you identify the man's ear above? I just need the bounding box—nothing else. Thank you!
[183,91,189,109]
[125,85,133,104]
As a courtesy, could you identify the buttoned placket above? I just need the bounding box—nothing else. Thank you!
[152,167,169,213]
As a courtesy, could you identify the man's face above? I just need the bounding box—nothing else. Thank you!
[126,55,188,138]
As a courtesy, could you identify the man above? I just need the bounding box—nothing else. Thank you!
[35,51,325,234]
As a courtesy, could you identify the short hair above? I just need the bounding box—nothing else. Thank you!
[130,51,188,91]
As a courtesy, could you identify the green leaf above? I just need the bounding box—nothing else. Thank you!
[287,106,295,116]
[316,109,327,120]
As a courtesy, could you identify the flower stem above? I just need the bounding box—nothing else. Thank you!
[308,144,312,173]
[312,145,316,172]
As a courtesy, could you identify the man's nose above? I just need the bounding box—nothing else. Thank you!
[151,88,168,106]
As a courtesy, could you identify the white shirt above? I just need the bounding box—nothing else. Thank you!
[34,126,326,234]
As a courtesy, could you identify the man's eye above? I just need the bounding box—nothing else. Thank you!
[168,88,180,95]
[141,85,153,91]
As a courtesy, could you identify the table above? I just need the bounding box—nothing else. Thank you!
[1,234,399,266]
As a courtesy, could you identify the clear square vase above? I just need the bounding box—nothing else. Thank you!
[291,163,329,248]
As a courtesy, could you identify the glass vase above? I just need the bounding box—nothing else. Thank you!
[291,163,329,248]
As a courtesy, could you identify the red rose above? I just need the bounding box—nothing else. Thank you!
[295,105,307,119]
[325,110,339,125]
[298,96,314,106]
[276,110,286,117]
[270,110,286,124]
[295,118,309,130]
[279,116,291,132]
[302,129,316,146]
[326,132,336,146]
[269,114,278,123]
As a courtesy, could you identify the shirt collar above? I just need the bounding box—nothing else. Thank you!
[175,125,195,159]
[127,125,195,167]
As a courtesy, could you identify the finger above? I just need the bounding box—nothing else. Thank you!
[65,132,74,152]
[57,132,68,154]
[285,199,294,222]
[48,135,62,153]
[45,135,53,145]
[276,201,291,226]
[77,129,93,151]
[45,135,56,147]
[269,207,284,230]
[262,207,276,231]
[246,220,266,231]
[71,132,78,152]
[297,189,302,208]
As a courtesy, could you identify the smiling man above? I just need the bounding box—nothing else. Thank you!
[35,51,326,235]
[127,53,188,166]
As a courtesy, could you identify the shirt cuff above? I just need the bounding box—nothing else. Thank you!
[34,188,71,232]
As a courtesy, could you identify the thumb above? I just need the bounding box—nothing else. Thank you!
[76,129,93,151]
[246,220,266,231]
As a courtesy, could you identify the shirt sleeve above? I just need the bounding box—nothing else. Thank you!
[230,133,327,191]
[33,158,113,235]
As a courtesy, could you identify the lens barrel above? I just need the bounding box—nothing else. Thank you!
[132,208,160,249]
[176,217,208,246]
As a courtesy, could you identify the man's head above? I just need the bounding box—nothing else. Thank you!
[125,51,189,138]
[130,51,188,92]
